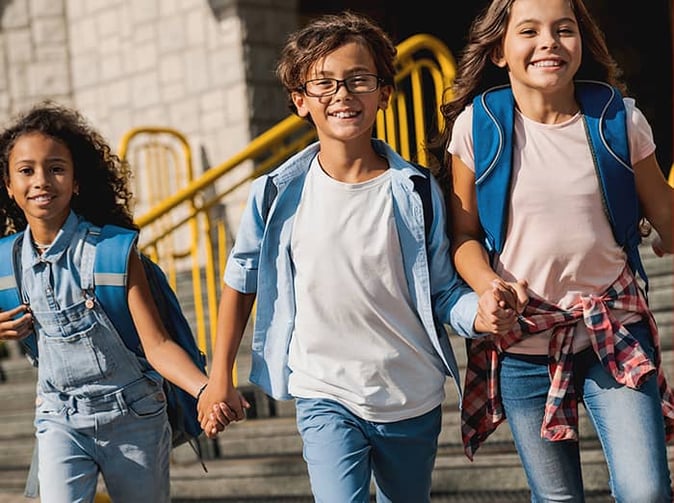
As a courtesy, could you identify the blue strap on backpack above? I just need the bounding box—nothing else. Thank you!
[0,233,38,362]
[472,80,648,288]
[93,225,207,454]
[0,226,207,461]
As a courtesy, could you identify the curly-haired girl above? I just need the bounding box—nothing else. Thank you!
[0,102,211,502]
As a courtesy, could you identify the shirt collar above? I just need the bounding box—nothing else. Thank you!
[21,211,81,271]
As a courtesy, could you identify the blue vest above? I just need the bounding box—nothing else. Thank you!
[471,80,647,286]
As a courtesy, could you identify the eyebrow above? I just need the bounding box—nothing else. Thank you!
[514,16,577,27]
[11,156,70,164]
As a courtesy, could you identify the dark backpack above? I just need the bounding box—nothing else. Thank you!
[0,225,207,458]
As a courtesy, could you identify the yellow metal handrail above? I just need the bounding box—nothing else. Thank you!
[119,34,456,364]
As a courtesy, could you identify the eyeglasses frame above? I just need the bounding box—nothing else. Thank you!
[297,73,386,98]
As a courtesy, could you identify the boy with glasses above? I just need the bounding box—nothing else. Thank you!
[197,11,517,502]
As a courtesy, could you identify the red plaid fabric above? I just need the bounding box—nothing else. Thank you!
[461,267,674,460]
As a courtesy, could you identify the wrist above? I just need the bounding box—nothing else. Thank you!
[195,382,208,400]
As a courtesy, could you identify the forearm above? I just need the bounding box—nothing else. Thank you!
[452,237,501,294]
[145,340,208,398]
[207,284,256,389]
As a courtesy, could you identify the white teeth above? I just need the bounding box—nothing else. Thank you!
[532,60,561,67]
[333,111,358,118]
[32,196,52,202]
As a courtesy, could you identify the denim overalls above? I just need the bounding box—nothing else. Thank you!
[21,213,171,502]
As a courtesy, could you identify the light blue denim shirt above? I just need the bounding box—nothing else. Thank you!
[225,140,481,404]
[20,211,91,313]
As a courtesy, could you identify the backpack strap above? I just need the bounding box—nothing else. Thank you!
[91,225,144,357]
[472,81,647,287]
[576,81,647,287]
[472,85,515,255]
[0,232,38,362]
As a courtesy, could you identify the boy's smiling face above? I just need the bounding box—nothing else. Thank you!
[291,41,391,145]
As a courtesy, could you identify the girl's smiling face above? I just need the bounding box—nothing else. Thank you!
[5,132,77,232]
[494,0,582,94]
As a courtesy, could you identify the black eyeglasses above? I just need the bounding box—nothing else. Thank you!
[299,74,384,98]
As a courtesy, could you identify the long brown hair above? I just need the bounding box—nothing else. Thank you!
[429,0,626,185]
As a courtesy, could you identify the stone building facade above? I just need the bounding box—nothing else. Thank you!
[0,0,297,209]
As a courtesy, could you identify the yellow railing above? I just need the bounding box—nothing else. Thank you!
[118,34,456,363]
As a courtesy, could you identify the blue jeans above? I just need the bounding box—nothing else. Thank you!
[500,320,672,502]
[36,378,172,502]
[295,398,442,503]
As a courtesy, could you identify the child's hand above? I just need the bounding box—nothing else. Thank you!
[491,278,528,314]
[474,278,528,335]
[198,386,251,437]
[0,304,32,341]
[203,408,225,439]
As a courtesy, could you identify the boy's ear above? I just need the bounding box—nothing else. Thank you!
[491,46,507,68]
[291,91,310,119]
[378,85,392,111]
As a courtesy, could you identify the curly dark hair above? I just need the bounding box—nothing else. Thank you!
[0,101,137,235]
[275,10,397,121]
[429,0,626,187]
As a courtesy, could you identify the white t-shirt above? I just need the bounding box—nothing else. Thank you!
[288,156,446,421]
[449,98,655,354]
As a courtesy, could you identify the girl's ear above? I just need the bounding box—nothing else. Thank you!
[291,91,310,119]
[491,46,507,68]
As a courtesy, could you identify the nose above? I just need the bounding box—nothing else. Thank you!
[32,167,51,187]
[541,30,559,49]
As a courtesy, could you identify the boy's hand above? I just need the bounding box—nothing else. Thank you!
[198,383,251,438]
[492,278,528,314]
[474,278,529,335]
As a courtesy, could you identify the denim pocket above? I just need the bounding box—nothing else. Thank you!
[128,390,167,419]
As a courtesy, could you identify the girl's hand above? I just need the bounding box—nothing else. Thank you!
[0,305,33,341]
[197,382,251,436]
[475,278,529,335]
[492,278,529,314]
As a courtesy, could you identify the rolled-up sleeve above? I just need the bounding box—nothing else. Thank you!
[223,178,267,294]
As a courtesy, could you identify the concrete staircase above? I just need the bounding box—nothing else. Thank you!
[0,243,671,502]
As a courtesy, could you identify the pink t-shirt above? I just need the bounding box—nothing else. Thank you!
[449,97,656,353]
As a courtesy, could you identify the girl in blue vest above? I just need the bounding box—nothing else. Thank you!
[0,102,213,502]
[434,0,673,501]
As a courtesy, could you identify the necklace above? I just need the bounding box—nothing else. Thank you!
[33,240,52,252]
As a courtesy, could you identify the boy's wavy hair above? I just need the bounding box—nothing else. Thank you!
[275,10,397,122]
[0,101,137,235]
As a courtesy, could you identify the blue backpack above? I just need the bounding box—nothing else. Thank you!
[0,225,207,455]
[471,80,648,287]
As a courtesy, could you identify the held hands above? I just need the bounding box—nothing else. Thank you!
[475,278,529,336]
[0,305,33,341]
[197,381,251,439]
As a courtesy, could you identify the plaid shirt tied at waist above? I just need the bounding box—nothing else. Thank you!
[461,267,674,461]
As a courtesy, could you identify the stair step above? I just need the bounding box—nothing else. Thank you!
[0,250,671,501]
